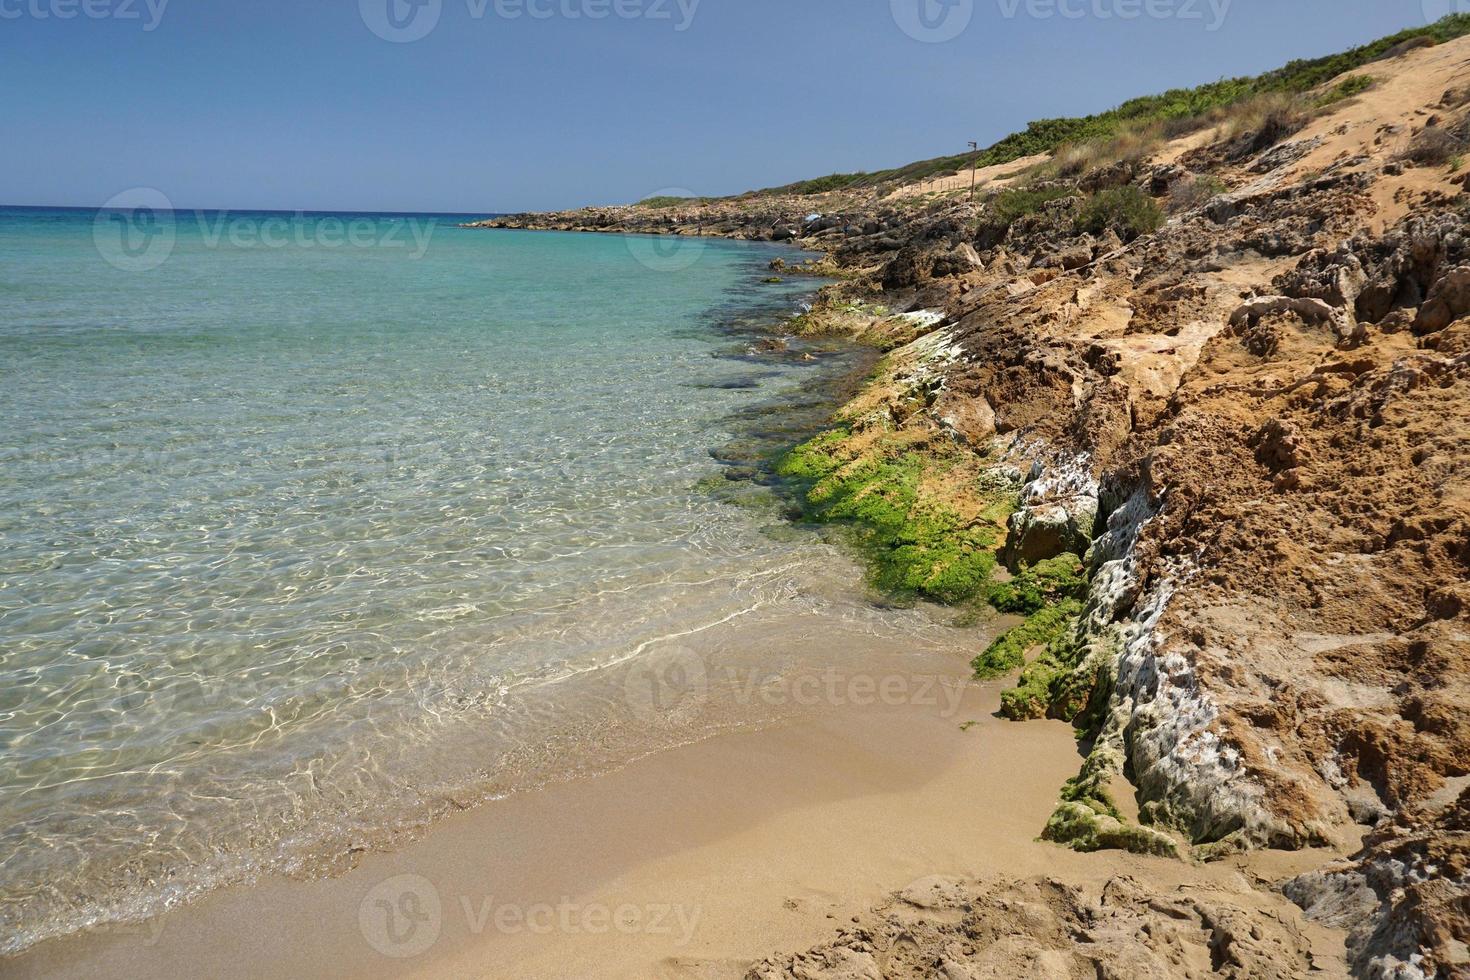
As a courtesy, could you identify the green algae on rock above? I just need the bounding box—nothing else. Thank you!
[776,428,1015,605]
[971,599,1081,681]
[983,553,1086,614]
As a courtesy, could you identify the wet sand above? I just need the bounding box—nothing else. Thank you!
[7,644,1084,979]
[6,647,1347,979]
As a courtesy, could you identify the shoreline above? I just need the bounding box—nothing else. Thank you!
[0,230,984,968]
[6,647,1078,978]
[7,662,1351,979]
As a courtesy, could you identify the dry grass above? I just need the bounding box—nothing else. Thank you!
[1215,93,1308,143]
[1168,173,1227,212]
[1401,125,1467,166]
[1212,92,1313,160]
[1047,121,1165,179]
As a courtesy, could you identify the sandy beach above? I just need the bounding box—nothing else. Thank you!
[7,635,1351,978]
[6,642,1058,978]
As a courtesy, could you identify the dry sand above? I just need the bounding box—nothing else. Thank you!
[884,154,1052,201]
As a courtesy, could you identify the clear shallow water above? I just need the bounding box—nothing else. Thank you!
[0,207,980,952]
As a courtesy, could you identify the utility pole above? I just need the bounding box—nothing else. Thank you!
[968,141,980,201]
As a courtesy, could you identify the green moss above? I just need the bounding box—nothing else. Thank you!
[1042,801,1179,857]
[984,554,1086,614]
[1042,748,1182,857]
[786,301,890,339]
[777,431,1011,605]
[1000,621,1119,728]
[691,473,730,495]
[972,598,1081,680]
[997,621,1078,716]
[774,427,852,482]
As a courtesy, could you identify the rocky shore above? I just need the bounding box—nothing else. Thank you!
[471,33,1469,979]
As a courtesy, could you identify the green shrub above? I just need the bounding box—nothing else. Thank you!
[636,195,709,208]
[991,185,1075,226]
[1075,187,1163,241]
[1316,74,1375,107]
[1168,173,1226,211]
[752,172,868,197]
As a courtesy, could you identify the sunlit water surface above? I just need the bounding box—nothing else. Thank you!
[0,208,982,951]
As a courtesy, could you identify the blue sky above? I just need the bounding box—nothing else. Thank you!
[0,0,1445,212]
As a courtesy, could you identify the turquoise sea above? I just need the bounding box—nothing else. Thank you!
[0,206,975,952]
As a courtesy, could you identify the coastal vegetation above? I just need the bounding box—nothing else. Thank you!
[1316,73,1375,107]
[743,13,1470,196]
[636,194,713,208]
[1075,186,1164,241]
[990,185,1076,228]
